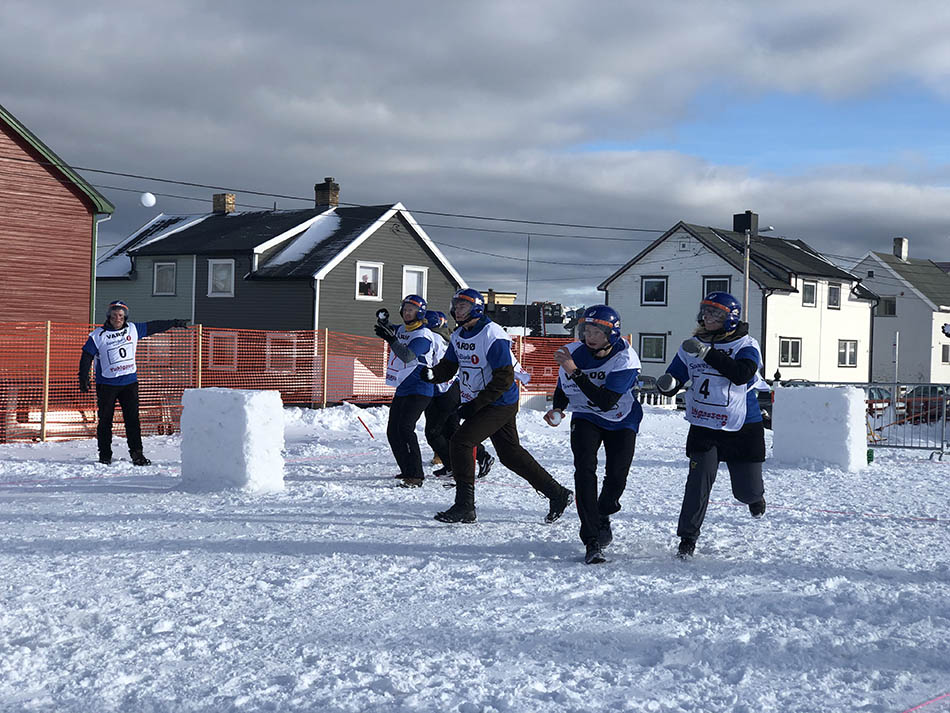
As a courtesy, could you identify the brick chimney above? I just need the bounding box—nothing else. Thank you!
[893,237,909,262]
[315,177,340,207]
[212,193,235,214]
[733,210,759,236]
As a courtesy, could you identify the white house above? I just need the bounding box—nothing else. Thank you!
[852,238,950,383]
[598,212,877,382]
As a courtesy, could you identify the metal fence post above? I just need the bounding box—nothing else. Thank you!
[322,328,329,408]
[40,320,51,442]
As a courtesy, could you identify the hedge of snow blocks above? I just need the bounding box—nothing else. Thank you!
[180,388,285,492]
[772,386,867,472]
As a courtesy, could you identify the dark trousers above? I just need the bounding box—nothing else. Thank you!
[449,402,561,499]
[387,393,431,479]
[570,418,637,545]
[677,447,764,540]
[96,382,143,456]
[424,382,486,469]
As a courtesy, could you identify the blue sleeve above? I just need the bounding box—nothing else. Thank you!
[736,345,761,367]
[605,367,638,393]
[666,354,689,382]
[82,337,98,355]
[444,343,458,363]
[408,336,430,358]
[486,340,514,369]
[135,321,150,338]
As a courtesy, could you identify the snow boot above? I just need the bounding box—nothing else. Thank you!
[597,516,613,548]
[749,498,766,518]
[476,452,495,479]
[130,450,151,466]
[677,537,696,559]
[432,465,452,477]
[98,453,112,465]
[398,477,424,488]
[434,483,476,523]
[545,486,574,524]
[585,542,606,565]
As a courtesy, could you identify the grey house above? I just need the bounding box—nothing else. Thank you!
[96,181,466,336]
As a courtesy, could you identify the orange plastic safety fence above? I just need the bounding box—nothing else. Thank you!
[0,322,573,443]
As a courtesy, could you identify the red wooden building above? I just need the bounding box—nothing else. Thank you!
[0,103,114,324]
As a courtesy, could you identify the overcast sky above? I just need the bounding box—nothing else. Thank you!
[4,1,950,308]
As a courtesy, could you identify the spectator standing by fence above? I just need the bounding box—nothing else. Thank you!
[656,292,769,559]
[78,300,188,465]
[424,288,573,524]
[375,295,435,488]
[545,305,643,565]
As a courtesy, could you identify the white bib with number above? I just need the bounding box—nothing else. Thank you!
[385,325,434,388]
[450,321,510,403]
[89,324,140,379]
[558,341,641,422]
[678,334,767,431]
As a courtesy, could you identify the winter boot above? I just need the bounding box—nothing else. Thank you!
[585,542,606,565]
[398,477,424,488]
[476,452,495,479]
[130,450,151,466]
[677,537,696,559]
[749,498,767,518]
[434,483,476,523]
[98,453,112,465]
[432,465,452,477]
[545,486,574,524]
[597,516,613,548]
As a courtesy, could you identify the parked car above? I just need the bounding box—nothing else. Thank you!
[903,384,950,422]
[866,386,892,415]
[781,379,814,388]
[636,375,658,393]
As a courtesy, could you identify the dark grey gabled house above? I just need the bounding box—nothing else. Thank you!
[96,180,466,336]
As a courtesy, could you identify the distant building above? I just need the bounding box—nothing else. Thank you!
[483,296,567,336]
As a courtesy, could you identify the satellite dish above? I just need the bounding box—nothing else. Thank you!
[140,192,157,207]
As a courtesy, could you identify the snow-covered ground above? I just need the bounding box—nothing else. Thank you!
[0,404,948,713]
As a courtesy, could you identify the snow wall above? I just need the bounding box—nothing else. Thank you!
[772,386,866,472]
[180,388,285,492]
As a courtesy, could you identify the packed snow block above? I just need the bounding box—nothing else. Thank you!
[180,388,285,492]
[772,386,866,471]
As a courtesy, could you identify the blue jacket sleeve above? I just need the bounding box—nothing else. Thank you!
[82,336,98,356]
[666,354,689,382]
[486,340,514,369]
[407,336,431,358]
[605,367,638,394]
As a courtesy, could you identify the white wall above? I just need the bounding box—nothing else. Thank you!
[762,277,872,383]
[604,230,760,378]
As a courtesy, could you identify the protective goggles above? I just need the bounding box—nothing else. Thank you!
[698,303,729,323]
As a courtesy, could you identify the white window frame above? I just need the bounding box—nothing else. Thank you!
[703,275,731,297]
[153,261,177,296]
[402,265,428,300]
[639,333,666,362]
[802,280,817,307]
[837,339,858,368]
[779,337,802,367]
[942,344,950,364]
[355,261,383,302]
[208,330,239,371]
[265,332,297,374]
[641,276,668,306]
[827,283,841,310]
[207,259,235,298]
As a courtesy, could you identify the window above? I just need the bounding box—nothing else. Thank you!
[639,334,666,362]
[356,261,383,301]
[878,296,897,317]
[828,283,841,310]
[942,345,950,364]
[802,280,817,307]
[641,276,668,306]
[838,339,858,367]
[153,262,176,296]
[208,331,238,370]
[402,266,428,299]
[779,337,802,367]
[703,276,731,297]
[266,333,297,374]
[207,259,235,297]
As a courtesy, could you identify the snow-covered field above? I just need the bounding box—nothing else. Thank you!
[1,404,948,713]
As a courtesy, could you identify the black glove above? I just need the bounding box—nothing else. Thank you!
[457,401,478,420]
[79,375,90,393]
[420,367,435,383]
[681,338,710,359]
[374,322,397,344]
[173,319,189,328]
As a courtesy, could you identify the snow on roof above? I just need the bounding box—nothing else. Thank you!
[96,254,132,278]
[265,212,342,266]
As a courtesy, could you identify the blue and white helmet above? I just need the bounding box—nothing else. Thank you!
[698,292,741,332]
[401,294,427,321]
[581,305,622,346]
[426,310,447,330]
[450,288,485,322]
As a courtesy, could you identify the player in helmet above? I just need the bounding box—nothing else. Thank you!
[422,310,495,480]
[423,287,573,524]
[656,292,769,558]
[374,294,436,487]
[78,300,189,465]
[545,305,643,564]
